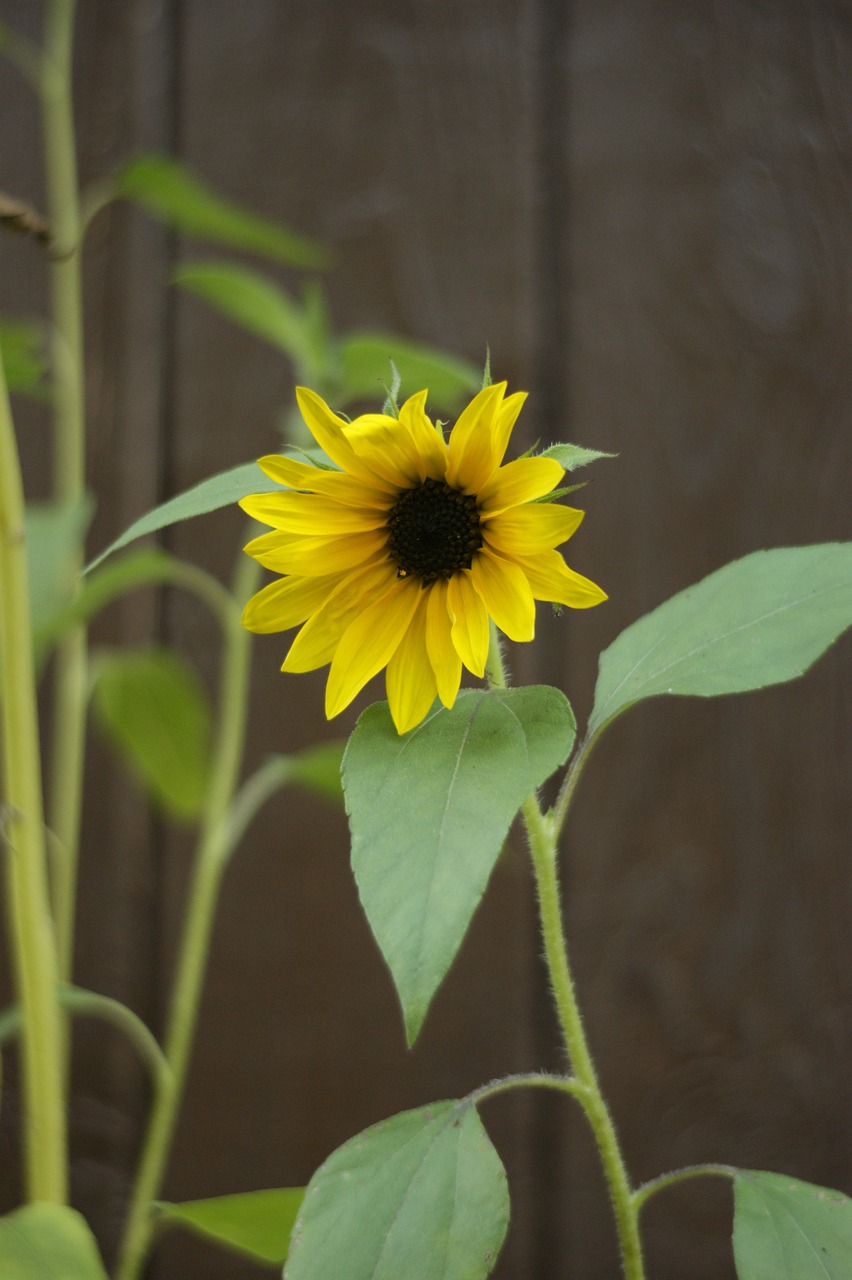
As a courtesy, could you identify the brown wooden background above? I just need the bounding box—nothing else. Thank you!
[2,2,851,1277]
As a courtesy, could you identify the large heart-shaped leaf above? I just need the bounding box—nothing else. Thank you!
[590,543,852,739]
[733,1169,852,1279]
[0,1205,108,1279]
[285,1101,508,1280]
[343,686,575,1043]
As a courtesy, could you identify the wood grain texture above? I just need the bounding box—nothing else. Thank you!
[0,2,849,1278]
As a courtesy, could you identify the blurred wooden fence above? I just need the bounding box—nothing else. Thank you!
[1,1,850,1277]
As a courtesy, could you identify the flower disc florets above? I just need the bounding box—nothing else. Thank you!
[239,382,607,734]
[388,479,483,584]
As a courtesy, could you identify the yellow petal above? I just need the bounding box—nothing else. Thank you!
[470,548,536,643]
[240,491,387,534]
[244,528,387,575]
[446,569,489,677]
[515,549,608,609]
[325,577,422,718]
[425,579,462,708]
[491,391,527,459]
[295,387,396,490]
[478,455,564,515]
[283,561,397,672]
[344,414,422,488]
[445,382,507,492]
[242,573,342,633]
[386,595,438,733]
[257,455,391,508]
[398,390,448,480]
[483,503,584,555]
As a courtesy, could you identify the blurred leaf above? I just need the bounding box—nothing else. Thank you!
[289,740,345,801]
[284,1101,508,1280]
[0,319,49,399]
[26,498,93,651]
[159,1188,305,1267]
[91,647,212,820]
[0,1205,108,1279]
[540,442,617,470]
[733,1170,852,1279]
[340,333,479,415]
[116,154,331,269]
[85,461,282,571]
[343,687,575,1043]
[589,543,852,739]
[40,549,180,654]
[175,262,317,376]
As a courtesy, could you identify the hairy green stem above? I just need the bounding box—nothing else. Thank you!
[42,0,87,986]
[0,351,68,1203]
[633,1163,735,1214]
[115,555,258,1280]
[486,628,646,1280]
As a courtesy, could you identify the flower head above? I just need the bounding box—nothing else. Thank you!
[240,383,606,733]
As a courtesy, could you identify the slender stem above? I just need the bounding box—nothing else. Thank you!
[467,1071,586,1109]
[0,350,68,1203]
[42,0,87,986]
[115,556,259,1280]
[486,628,645,1280]
[633,1163,735,1215]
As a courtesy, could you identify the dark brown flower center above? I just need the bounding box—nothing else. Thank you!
[387,478,483,584]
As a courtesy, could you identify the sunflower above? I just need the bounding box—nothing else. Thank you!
[240,383,606,733]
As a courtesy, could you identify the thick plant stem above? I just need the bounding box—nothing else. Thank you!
[0,355,68,1203]
[486,628,645,1280]
[42,0,88,983]
[115,556,258,1280]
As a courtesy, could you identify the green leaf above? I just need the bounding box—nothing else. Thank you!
[733,1170,852,1279]
[539,442,617,470]
[340,333,480,415]
[343,687,575,1043]
[0,319,49,399]
[26,498,93,656]
[91,647,212,820]
[285,1101,508,1280]
[175,262,318,378]
[589,544,852,740]
[159,1188,305,1267]
[115,154,331,269]
[0,1205,108,1279]
[85,461,281,571]
[289,740,345,802]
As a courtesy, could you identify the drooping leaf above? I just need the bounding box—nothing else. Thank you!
[340,332,479,415]
[91,647,212,820]
[589,543,852,740]
[115,154,331,269]
[158,1188,305,1267]
[39,549,183,655]
[285,1101,508,1280]
[343,687,575,1043]
[85,461,281,571]
[733,1170,852,1279]
[0,1205,108,1279]
[540,442,617,470]
[0,319,49,399]
[175,263,319,378]
[25,498,93,659]
[289,740,345,801]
